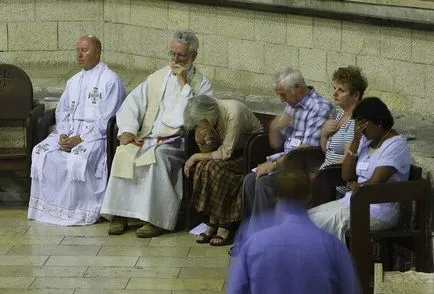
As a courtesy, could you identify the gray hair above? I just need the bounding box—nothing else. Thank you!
[172,30,199,55]
[273,68,307,93]
[184,95,220,130]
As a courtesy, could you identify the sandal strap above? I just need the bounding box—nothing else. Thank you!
[206,222,219,229]
[199,232,213,238]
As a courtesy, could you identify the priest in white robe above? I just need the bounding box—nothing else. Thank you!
[28,36,125,225]
[101,30,213,237]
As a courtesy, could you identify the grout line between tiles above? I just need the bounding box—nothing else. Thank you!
[133,256,140,267]
[58,236,66,246]
[27,276,37,290]
[124,277,132,290]
[83,266,90,278]
[186,246,192,257]
[42,255,50,266]
[95,245,103,256]
[5,244,14,255]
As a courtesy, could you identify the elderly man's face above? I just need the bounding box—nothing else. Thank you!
[274,83,300,106]
[169,40,195,69]
[76,37,100,70]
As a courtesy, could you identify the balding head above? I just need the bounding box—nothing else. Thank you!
[76,35,102,70]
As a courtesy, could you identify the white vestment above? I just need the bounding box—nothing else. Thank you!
[100,66,213,230]
[28,62,125,225]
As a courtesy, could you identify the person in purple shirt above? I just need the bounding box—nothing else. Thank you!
[228,158,361,294]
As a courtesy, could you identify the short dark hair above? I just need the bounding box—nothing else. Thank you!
[352,97,394,130]
[332,66,368,99]
[277,156,311,203]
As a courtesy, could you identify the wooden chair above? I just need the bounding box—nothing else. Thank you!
[182,112,276,230]
[311,164,433,294]
[0,64,45,196]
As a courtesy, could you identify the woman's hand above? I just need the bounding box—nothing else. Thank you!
[321,119,339,138]
[184,153,201,177]
[346,181,360,191]
[353,120,368,142]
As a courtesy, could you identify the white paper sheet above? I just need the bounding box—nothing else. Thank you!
[189,222,208,235]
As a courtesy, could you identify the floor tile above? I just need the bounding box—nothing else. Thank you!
[30,277,129,289]
[8,245,101,256]
[0,236,64,246]
[0,290,75,294]
[188,246,231,258]
[0,216,31,227]
[0,277,34,289]
[75,290,170,294]
[147,232,199,247]
[26,223,109,237]
[0,225,29,235]
[0,265,87,277]
[98,246,189,257]
[60,235,150,246]
[45,256,139,267]
[126,277,224,291]
[178,267,228,279]
[0,207,28,217]
[0,244,12,254]
[84,266,180,278]
[0,255,48,266]
[136,256,229,268]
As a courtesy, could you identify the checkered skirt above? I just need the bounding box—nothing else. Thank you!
[190,156,244,223]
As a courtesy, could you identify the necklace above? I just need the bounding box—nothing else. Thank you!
[371,129,392,149]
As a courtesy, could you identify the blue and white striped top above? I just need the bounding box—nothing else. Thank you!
[320,108,355,194]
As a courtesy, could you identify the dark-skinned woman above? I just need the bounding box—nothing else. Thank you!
[308,97,411,243]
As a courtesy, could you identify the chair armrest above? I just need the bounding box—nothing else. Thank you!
[106,116,119,175]
[351,179,432,205]
[36,108,56,144]
[23,103,46,158]
[311,164,345,207]
[243,132,274,174]
[28,103,45,120]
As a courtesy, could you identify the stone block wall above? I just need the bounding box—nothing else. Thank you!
[0,0,433,116]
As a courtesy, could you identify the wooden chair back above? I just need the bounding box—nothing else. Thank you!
[0,64,33,119]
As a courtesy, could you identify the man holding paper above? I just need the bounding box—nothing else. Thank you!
[101,30,213,237]
[241,68,335,234]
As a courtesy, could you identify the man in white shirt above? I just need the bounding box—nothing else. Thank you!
[28,35,125,225]
[101,30,213,238]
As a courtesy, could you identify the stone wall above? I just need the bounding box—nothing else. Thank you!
[0,0,433,116]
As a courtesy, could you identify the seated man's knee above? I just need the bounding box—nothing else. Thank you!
[255,174,275,192]
[243,172,256,187]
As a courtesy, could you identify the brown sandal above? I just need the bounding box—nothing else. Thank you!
[209,223,236,247]
[196,222,218,244]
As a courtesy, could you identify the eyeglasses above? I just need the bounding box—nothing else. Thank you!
[168,51,189,61]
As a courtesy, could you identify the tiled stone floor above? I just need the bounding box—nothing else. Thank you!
[0,205,228,293]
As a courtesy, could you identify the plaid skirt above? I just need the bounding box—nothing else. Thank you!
[190,156,244,223]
